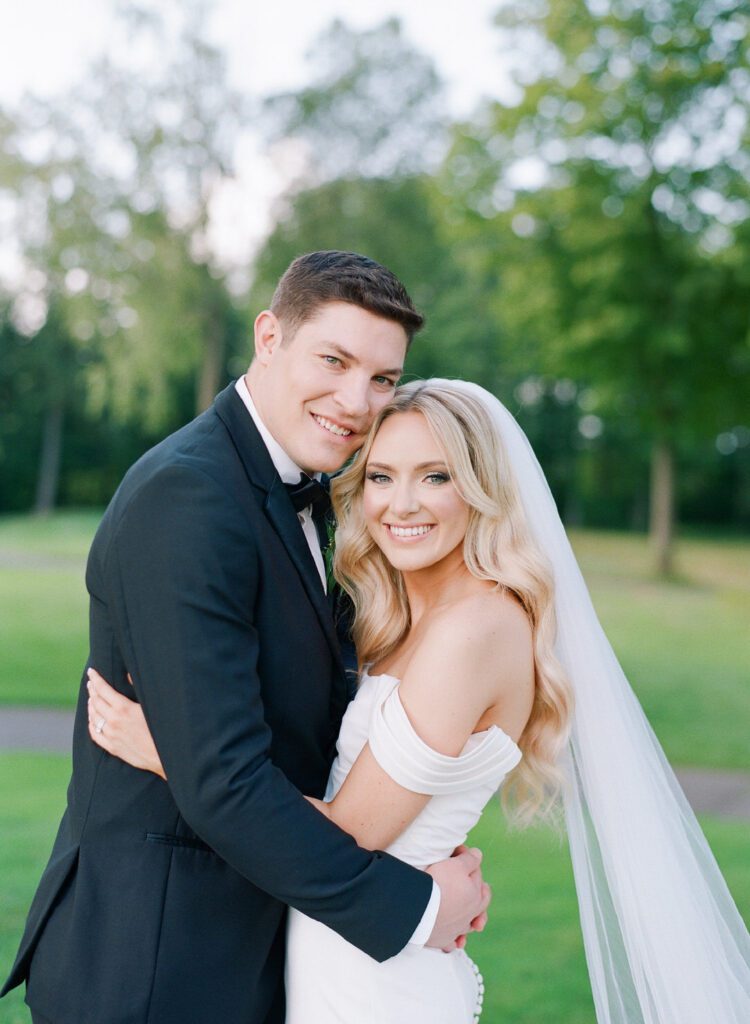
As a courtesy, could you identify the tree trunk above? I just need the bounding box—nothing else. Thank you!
[196,322,224,414]
[33,400,64,516]
[649,438,675,576]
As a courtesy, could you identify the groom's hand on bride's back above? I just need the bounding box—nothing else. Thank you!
[425,845,491,952]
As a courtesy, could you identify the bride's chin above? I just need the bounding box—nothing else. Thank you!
[384,551,433,571]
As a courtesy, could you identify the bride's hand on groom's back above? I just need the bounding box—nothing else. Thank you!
[424,845,491,952]
[87,668,167,779]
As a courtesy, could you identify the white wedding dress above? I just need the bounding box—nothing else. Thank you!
[285,670,522,1023]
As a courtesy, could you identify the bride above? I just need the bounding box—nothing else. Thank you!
[87,379,750,1023]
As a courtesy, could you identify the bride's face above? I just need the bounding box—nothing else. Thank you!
[363,410,470,573]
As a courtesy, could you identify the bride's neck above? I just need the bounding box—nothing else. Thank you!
[401,547,475,625]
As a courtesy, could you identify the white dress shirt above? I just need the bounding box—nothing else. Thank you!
[235,376,327,591]
[234,377,440,947]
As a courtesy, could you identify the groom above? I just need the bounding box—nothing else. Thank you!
[3,251,489,1024]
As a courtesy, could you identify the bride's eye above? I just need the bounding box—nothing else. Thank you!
[425,472,450,485]
[366,472,390,484]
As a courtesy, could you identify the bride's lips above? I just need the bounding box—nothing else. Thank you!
[383,523,436,541]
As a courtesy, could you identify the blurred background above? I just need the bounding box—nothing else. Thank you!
[0,1,748,1021]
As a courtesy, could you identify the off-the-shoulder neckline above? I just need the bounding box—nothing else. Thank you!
[361,669,522,756]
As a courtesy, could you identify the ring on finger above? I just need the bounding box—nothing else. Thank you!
[95,717,106,735]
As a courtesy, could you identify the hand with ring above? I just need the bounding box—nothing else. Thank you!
[87,668,167,779]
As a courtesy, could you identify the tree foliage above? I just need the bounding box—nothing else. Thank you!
[441,0,750,569]
[0,0,247,509]
[263,18,447,183]
[1,8,747,540]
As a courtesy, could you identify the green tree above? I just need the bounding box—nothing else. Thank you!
[83,207,245,433]
[0,101,121,512]
[78,0,248,415]
[263,18,446,183]
[0,0,248,512]
[443,0,750,572]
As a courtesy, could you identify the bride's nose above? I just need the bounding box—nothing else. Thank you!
[389,480,421,518]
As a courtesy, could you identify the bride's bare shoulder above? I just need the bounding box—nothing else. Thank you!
[404,588,532,700]
[395,588,534,750]
[425,586,532,657]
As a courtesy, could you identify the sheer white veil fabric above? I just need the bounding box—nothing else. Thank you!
[441,379,750,1022]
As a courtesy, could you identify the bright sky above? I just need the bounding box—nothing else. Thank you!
[0,0,512,276]
[0,0,507,113]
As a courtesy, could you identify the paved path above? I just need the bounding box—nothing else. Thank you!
[1,706,749,822]
[0,706,76,755]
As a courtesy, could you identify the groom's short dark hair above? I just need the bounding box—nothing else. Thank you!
[271,250,424,345]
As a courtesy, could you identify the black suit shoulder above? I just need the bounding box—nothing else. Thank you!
[88,402,262,593]
[114,405,248,517]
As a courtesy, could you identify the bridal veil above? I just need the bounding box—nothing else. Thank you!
[443,379,750,1023]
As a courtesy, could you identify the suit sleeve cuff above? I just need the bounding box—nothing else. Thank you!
[407,880,440,946]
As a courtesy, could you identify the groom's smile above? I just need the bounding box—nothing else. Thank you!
[311,412,354,438]
[249,301,408,475]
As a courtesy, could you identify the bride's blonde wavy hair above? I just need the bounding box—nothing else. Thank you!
[331,380,573,827]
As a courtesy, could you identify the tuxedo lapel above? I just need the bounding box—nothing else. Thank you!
[213,385,348,713]
[263,477,345,671]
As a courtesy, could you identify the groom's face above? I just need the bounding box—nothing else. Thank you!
[252,301,408,475]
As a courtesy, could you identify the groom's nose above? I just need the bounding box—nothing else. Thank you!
[333,373,370,420]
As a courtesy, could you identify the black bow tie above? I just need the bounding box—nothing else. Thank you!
[284,475,331,516]
[284,474,331,517]
[284,475,333,556]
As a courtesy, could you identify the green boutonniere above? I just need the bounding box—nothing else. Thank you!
[324,515,337,594]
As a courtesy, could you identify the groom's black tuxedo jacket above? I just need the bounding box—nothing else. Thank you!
[3,384,431,1024]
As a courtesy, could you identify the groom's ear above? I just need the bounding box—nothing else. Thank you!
[253,310,285,365]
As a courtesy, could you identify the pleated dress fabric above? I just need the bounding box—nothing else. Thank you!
[285,672,521,1023]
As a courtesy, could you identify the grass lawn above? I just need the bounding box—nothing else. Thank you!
[2,513,748,771]
[467,808,750,1022]
[0,512,96,707]
[0,567,88,706]
[0,511,101,560]
[0,756,71,1024]
[569,530,750,771]
[0,754,747,1024]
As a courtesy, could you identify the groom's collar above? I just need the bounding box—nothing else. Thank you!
[211,383,321,498]
[234,376,321,487]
